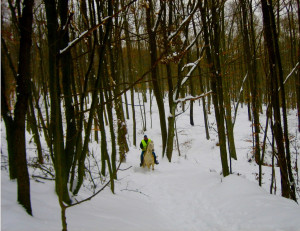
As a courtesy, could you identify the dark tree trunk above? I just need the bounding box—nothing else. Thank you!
[98,77,114,193]
[161,1,176,161]
[146,0,168,156]
[123,2,137,146]
[74,0,113,194]
[1,66,16,179]
[44,0,71,204]
[13,0,35,215]
[200,0,229,177]
[107,22,129,164]
[58,0,77,187]
[192,18,210,140]
[28,94,43,164]
[240,0,260,164]
[261,0,296,201]
[296,0,300,132]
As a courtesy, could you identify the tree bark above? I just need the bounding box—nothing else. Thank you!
[296,0,300,132]
[74,0,114,194]
[1,65,16,180]
[123,8,137,146]
[261,0,296,200]
[192,18,210,140]
[44,0,72,204]
[146,0,167,156]
[14,0,35,215]
[200,0,229,177]
[58,0,77,188]
[240,0,260,163]
[28,94,43,164]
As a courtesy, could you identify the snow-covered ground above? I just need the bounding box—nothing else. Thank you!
[2,93,300,231]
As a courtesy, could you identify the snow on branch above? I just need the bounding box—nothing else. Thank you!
[167,0,199,42]
[173,55,204,102]
[182,29,203,54]
[284,62,299,85]
[180,56,203,86]
[174,91,212,104]
[59,30,89,54]
[152,5,163,33]
[238,72,248,96]
[233,72,248,126]
[278,62,299,91]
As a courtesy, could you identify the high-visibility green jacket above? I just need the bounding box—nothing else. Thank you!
[140,139,151,151]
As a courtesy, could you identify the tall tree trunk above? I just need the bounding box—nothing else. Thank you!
[200,0,229,177]
[74,0,114,194]
[123,9,137,146]
[99,77,115,192]
[146,0,167,156]
[107,22,129,163]
[120,47,130,120]
[14,0,35,215]
[220,3,237,161]
[1,66,16,180]
[261,0,296,201]
[240,0,260,163]
[161,1,176,161]
[44,0,71,204]
[271,1,296,201]
[192,18,210,140]
[58,0,77,188]
[296,0,300,132]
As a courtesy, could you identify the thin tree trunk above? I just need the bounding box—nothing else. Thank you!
[107,24,129,163]
[200,0,229,177]
[98,77,114,193]
[31,83,51,150]
[28,94,43,164]
[74,0,113,194]
[240,0,260,163]
[123,9,137,146]
[192,18,210,140]
[120,47,130,120]
[103,65,117,177]
[259,105,271,186]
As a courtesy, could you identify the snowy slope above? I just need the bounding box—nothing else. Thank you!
[1,95,300,231]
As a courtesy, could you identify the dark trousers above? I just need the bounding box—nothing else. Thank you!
[141,151,157,163]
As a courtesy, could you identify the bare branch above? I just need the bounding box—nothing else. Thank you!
[174,91,213,104]
[59,0,138,55]
[167,0,199,42]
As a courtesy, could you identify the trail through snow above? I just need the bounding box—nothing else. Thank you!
[2,96,300,231]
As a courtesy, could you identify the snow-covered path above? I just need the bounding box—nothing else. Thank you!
[3,153,300,231]
[2,98,300,231]
[105,151,300,231]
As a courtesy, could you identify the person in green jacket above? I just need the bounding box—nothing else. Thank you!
[140,135,159,167]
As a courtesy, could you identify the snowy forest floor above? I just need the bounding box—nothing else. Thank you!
[2,95,300,231]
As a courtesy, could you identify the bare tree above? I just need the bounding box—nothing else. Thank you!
[261,0,296,201]
[1,0,35,215]
[200,0,229,176]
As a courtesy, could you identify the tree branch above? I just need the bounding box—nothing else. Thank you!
[59,0,137,55]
